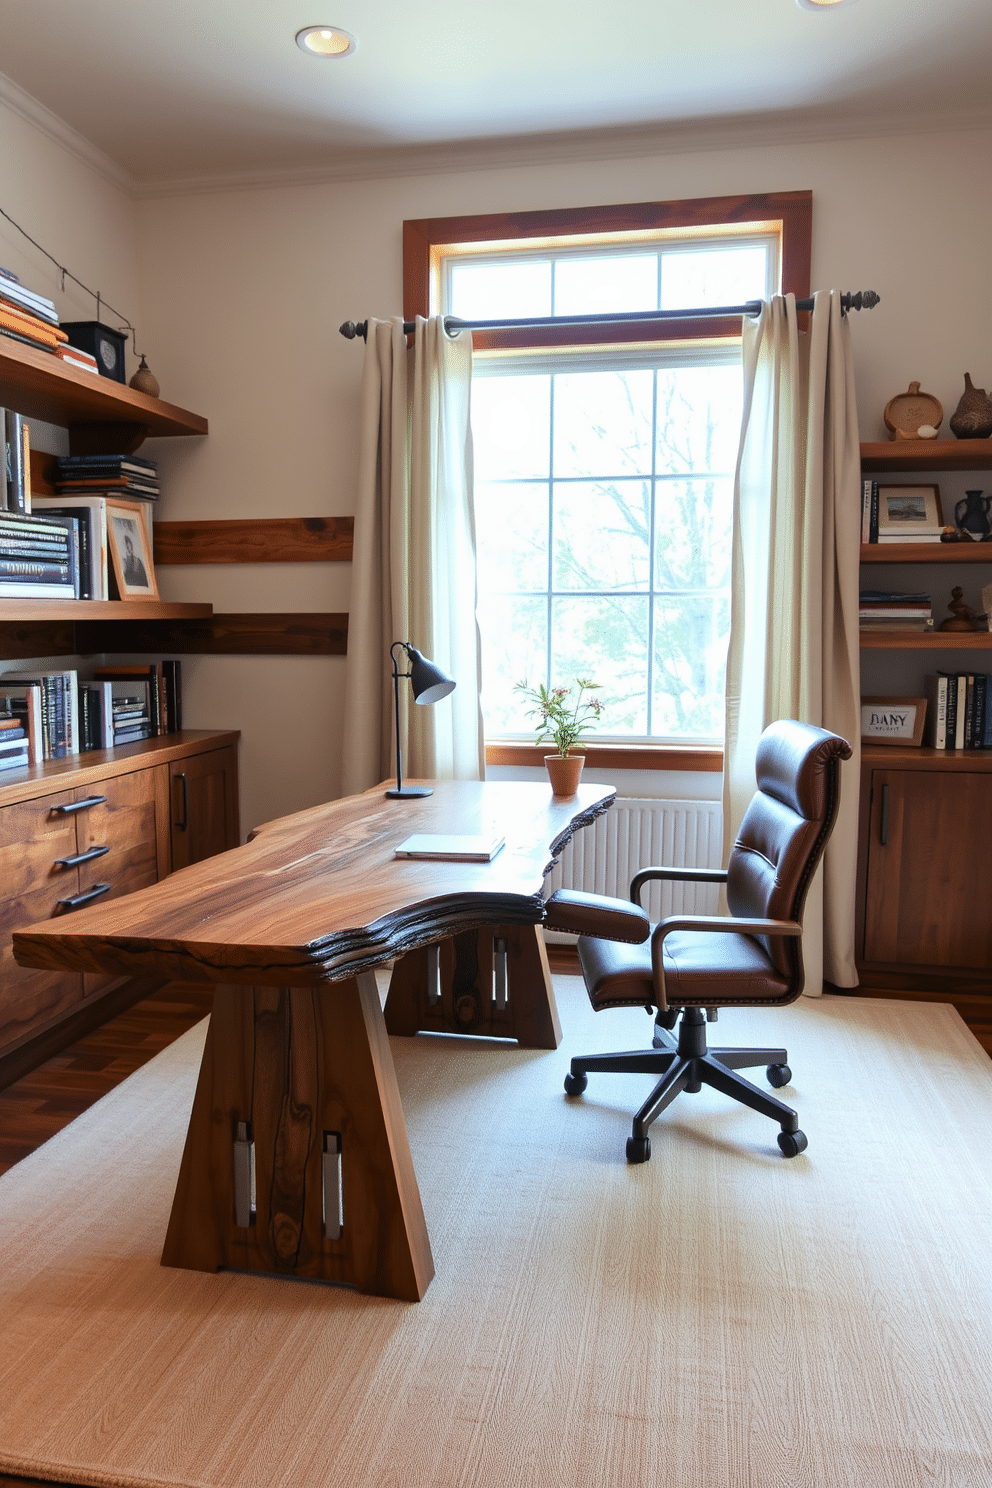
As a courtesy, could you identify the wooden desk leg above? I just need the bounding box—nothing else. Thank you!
[161,973,434,1302]
[384,924,562,1049]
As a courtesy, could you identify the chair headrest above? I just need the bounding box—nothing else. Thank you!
[754,720,853,823]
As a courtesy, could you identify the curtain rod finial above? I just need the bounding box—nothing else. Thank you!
[339,320,368,340]
[841,290,880,313]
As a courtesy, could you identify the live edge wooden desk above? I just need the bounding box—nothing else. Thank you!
[13,779,614,1302]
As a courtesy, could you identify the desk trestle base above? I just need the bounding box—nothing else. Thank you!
[161,974,435,1301]
[384,924,562,1048]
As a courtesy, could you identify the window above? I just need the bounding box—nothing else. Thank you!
[404,195,811,752]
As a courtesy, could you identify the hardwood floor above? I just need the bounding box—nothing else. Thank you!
[0,981,215,1176]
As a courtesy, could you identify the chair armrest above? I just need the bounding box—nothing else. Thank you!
[631,864,728,907]
[543,889,651,944]
[650,914,802,1011]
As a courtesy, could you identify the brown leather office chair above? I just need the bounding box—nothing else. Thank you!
[544,719,852,1163]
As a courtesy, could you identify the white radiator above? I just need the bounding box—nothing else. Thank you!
[544,797,724,930]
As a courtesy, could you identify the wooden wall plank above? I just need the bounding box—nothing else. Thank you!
[154,517,354,565]
[73,612,349,656]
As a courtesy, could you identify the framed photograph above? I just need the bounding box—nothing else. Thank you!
[877,484,943,535]
[861,696,926,747]
[106,500,158,600]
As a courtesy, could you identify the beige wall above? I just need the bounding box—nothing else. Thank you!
[7,83,992,833]
[135,123,992,831]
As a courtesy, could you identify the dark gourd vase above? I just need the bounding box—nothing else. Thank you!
[949,374,992,439]
[954,490,992,540]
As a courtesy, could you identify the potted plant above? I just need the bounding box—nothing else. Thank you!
[515,677,604,796]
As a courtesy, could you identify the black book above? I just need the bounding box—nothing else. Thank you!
[4,410,26,514]
[162,660,182,732]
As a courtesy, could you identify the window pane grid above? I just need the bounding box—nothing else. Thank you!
[460,234,751,743]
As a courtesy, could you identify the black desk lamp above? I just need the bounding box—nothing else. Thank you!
[386,641,456,798]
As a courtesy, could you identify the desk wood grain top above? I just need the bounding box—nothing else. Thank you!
[14,780,615,986]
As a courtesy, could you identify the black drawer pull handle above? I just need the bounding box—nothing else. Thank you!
[57,882,112,911]
[175,772,188,832]
[880,783,889,847]
[53,795,107,816]
[54,844,111,869]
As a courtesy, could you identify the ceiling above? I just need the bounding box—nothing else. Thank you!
[1,0,990,188]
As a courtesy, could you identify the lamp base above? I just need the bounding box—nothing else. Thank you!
[385,785,434,799]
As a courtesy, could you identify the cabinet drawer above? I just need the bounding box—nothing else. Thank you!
[0,789,86,1045]
[76,767,169,901]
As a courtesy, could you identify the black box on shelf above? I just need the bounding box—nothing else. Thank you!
[60,321,128,384]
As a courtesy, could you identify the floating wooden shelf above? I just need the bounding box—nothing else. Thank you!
[860,630,992,649]
[860,543,992,563]
[0,600,213,621]
[0,335,207,452]
[860,438,992,472]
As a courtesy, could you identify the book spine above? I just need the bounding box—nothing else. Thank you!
[955,675,967,750]
[934,675,948,749]
[162,659,182,732]
[0,557,73,583]
[4,410,25,514]
[942,674,957,751]
[964,675,975,748]
[868,481,879,544]
[861,478,872,544]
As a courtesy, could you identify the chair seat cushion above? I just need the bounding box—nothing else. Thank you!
[577,928,793,1011]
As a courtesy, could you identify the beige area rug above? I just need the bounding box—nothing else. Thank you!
[1,981,992,1488]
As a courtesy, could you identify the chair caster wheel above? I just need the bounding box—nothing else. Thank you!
[626,1136,651,1164]
[777,1128,807,1158]
[767,1063,792,1088]
[564,1071,587,1096]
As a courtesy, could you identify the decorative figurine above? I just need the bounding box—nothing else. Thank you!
[128,355,160,398]
[949,374,992,439]
[938,586,982,633]
[953,489,992,541]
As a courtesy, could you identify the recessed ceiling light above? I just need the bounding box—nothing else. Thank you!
[295,25,357,58]
[796,0,856,9]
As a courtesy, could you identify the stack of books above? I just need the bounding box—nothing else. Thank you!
[859,590,933,633]
[0,669,79,761]
[0,660,182,769]
[53,453,159,501]
[0,714,30,773]
[57,343,99,375]
[0,509,77,598]
[0,268,68,357]
[925,671,992,750]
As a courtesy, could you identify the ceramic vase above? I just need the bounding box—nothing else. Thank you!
[949,374,992,439]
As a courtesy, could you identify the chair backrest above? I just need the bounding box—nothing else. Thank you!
[726,720,852,978]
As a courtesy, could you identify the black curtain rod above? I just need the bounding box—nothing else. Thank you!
[339,290,880,342]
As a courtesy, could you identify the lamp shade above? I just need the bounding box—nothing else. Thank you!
[407,645,456,706]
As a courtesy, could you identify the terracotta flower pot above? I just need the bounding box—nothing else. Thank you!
[544,753,584,797]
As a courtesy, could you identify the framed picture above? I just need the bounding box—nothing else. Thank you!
[861,696,926,747]
[106,500,159,600]
[877,484,943,535]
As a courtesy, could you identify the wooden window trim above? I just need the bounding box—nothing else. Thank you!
[403,191,812,352]
[486,741,723,773]
[404,191,810,769]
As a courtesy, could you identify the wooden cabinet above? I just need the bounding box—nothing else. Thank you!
[0,316,239,1082]
[858,750,992,978]
[0,732,239,1084]
[857,439,992,1003]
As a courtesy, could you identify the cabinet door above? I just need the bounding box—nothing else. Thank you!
[0,790,84,1050]
[863,768,992,969]
[169,745,240,872]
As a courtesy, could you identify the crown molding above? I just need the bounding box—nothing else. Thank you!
[134,102,992,200]
[0,69,135,194]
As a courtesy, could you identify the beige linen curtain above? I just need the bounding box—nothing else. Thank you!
[341,316,485,795]
[723,290,862,992]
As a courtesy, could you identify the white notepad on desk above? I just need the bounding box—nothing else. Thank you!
[394,833,505,862]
